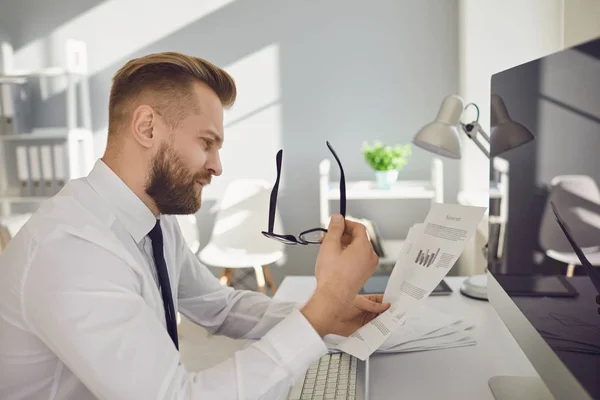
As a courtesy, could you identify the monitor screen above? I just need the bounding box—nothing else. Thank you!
[490,37,600,398]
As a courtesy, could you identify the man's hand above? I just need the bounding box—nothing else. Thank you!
[330,294,390,336]
[301,214,383,336]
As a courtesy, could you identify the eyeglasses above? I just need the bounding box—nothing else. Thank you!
[261,141,346,245]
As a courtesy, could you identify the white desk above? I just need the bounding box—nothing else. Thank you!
[275,276,540,400]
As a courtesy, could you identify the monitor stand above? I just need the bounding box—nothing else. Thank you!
[489,376,554,400]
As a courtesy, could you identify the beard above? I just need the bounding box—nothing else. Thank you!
[145,142,212,215]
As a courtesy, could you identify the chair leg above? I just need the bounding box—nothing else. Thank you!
[262,265,277,295]
[220,268,234,286]
[253,265,266,294]
[566,263,575,277]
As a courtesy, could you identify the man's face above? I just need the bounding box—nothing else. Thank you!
[145,82,224,215]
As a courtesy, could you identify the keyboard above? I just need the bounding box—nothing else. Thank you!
[288,353,359,400]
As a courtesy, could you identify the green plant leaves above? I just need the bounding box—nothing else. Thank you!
[361,140,412,171]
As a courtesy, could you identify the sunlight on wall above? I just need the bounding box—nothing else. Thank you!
[207,104,282,200]
[223,44,281,125]
[13,0,237,95]
[203,43,282,201]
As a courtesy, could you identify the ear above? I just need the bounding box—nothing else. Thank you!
[130,104,156,149]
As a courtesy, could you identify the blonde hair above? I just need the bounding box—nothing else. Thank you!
[107,52,236,137]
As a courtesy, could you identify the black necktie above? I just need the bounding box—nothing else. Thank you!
[148,219,179,350]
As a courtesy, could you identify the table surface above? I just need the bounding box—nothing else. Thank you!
[275,276,539,400]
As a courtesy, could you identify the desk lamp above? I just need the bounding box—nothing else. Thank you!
[412,94,534,300]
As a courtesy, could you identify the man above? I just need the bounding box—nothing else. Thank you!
[0,52,387,399]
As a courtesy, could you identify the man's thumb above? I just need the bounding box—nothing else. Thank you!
[323,214,344,245]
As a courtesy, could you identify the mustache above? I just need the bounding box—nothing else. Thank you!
[194,171,213,185]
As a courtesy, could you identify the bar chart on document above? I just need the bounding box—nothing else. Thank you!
[414,248,440,267]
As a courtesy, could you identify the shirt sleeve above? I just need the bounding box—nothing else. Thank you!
[23,232,327,400]
[175,218,300,340]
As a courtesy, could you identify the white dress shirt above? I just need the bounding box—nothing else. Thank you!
[0,160,327,400]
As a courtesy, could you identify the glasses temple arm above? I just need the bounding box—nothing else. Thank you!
[267,150,283,232]
[339,164,346,217]
[326,141,346,218]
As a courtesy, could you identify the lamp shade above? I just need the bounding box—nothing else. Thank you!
[490,94,534,156]
[412,95,464,159]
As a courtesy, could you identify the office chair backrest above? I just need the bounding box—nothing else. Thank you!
[175,214,201,255]
[539,175,600,253]
[207,179,284,254]
[0,213,32,254]
[0,224,10,253]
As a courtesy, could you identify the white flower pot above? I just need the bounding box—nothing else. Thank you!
[375,170,398,190]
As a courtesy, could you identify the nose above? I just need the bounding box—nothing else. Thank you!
[207,150,222,177]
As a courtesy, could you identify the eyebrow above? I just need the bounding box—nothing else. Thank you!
[200,129,223,145]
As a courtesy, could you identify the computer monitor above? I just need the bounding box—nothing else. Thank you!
[487,36,600,400]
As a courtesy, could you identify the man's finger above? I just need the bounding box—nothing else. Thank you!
[354,295,391,313]
[321,214,346,249]
[342,220,369,244]
[322,219,370,250]
[365,294,385,304]
[340,233,353,248]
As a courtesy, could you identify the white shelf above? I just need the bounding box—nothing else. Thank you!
[0,39,94,217]
[0,195,50,203]
[457,188,502,207]
[327,180,436,200]
[0,76,27,84]
[0,127,92,141]
[0,67,68,78]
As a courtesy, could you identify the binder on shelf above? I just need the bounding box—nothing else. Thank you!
[0,78,33,136]
[15,146,31,196]
[0,82,13,135]
[0,39,94,217]
[40,145,54,196]
[28,146,42,196]
[53,144,66,193]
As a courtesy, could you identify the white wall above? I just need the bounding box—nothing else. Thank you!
[459,0,564,194]
[564,0,600,47]
[458,0,564,274]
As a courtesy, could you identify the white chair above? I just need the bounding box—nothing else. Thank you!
[175,214,201,255]
[0,213,32,253]
[539,175,600,276]
[198,179,285,295]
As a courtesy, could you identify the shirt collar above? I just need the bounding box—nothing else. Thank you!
[86,159,157,243]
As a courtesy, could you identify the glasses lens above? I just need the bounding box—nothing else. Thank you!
[299,229,326,244]
[262,232,299,245]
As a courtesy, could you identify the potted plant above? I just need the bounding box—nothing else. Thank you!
[361,141,412,189]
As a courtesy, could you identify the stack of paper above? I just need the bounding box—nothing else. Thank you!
[376,305,475,353]
[324,305,476,354]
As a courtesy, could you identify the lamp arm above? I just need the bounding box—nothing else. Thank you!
[474,122,491,143]
[461,121,490,159]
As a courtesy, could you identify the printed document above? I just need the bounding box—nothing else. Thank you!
[323,305,475,354]
[336,202,486,360]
